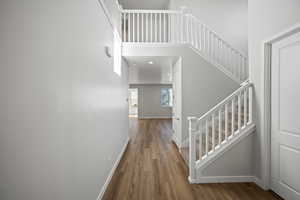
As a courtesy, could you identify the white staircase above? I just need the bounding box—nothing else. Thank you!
[119,7,255,184]
[187,81,255,183]
[121,9,248,83]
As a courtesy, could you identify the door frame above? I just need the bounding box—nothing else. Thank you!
[261,22,300,190]
[128,88,138,118]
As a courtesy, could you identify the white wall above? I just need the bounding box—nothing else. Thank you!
[201,134,254,177]
[128,57,173,84]
[130,84,172,118]
[0,1,128,200]
[119,0,169,9]
[248,0,300,185]
[123,46,239,143]
[168,0,248,54]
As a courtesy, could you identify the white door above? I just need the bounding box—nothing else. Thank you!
[172,58,182,147]
[271,31,300,200]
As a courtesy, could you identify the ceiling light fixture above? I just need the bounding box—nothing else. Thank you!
[148,61,154,64]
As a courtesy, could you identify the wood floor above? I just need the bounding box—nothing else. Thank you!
[102,119,280,200]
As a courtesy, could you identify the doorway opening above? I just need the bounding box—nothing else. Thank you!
[128,88,138,118]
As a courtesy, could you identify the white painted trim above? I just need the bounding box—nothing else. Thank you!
[122,42,183,48]
[264,22,300,44]
[190,175,265,186]
[261,22,300,191]
[97,0,122,41]
[196,124,255,170]
[194,176,255,184]
[172,134,181,148]
[188,176,198,184]
[96,137,129,200]
[97,0,115,30]
[139,116,172,119]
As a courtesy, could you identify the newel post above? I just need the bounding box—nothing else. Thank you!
[188,117,198,183]
[180,6,191,43]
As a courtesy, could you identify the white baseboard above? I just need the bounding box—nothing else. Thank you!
[193,176,255,184]
[96,137,129,200]
[254,177,267,190]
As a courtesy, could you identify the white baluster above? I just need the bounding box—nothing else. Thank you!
[186,15,189,43]
[199,122,203,160]
[137,13,140,42]
[181,12,184,43]
[249,86,253,124]
[122,13,125,42]
[198,24,202,51]
[150,13,153,42]
[168,14,171,43]
[195,20,198,49]
[159,13,162,42]
[141,13,144,42]
[244,88,247,127]
[212,113,215,150]
[238,92,241,133]
[164,13,166,43]
[209,31,212,59]
[243,56,246,81]
[231,98,235,135]
[225,103,228,141]
[205,119,209,156]
[146,13,148,42]
[188,117,197,181]
[154,13,157,42]
[192,18,195,46]
[128,13,131,42]
[177,13,180,43]
[133,13,135,42]
[190,17,193,45]
[218,109,222,145]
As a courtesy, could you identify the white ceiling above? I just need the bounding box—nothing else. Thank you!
[119,0,170,10]
[126,56,178,84]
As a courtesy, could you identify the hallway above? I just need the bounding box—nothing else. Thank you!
[102,119,279,200]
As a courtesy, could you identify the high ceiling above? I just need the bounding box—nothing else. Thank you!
[125,56,178,84]
[118,0,170,10]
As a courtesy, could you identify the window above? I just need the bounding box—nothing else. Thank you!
[160,88,173,107]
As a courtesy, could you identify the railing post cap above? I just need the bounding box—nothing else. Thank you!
[180,6,191,14]
[188,116,197,121]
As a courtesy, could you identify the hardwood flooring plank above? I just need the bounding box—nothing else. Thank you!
[102,119,280,200]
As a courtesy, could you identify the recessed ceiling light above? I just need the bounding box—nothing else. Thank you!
[148,61,154,64]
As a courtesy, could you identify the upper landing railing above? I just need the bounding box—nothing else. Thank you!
[120,9,248,83]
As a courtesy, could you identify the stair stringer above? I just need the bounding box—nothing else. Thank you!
[189,123,256,184]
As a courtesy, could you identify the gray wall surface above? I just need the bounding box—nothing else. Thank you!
[123,46,239,144]
[130,84,172,118]
[0,0,129,200]
[201,134,254,177]
[248,0,300,182]
[168,0,248,54]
